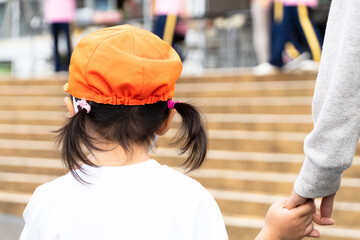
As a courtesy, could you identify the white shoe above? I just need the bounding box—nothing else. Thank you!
[253,62,279,76]
[282,52,310,73]
[299,59,320,72]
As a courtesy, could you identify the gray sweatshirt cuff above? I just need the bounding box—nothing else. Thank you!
[294,157,341,199]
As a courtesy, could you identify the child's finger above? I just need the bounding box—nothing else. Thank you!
[285,190,308,210]
[306,226,320,238]
[291,199,316,217]
[302,212,320,238]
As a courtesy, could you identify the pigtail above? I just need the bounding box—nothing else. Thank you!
[172,102,208,171]
[55,107,100,183]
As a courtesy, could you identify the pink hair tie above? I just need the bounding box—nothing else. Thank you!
[76,98,91,113]
[167,99,181,109]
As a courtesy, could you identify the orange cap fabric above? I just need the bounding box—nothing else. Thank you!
[65,25,182,105]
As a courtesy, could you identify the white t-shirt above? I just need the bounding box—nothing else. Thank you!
[20,160,228,240]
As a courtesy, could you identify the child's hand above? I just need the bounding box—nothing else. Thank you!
[255,199,320,240]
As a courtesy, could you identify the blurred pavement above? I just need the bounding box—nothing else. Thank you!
[0,214,24,240]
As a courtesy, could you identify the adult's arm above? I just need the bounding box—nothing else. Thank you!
[294,0,360,199]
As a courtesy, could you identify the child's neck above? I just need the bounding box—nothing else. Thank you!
[87,142,150,167]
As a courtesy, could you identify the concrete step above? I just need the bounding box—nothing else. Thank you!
[0,132,310,157]
[0,114,315,132]
[0,162,358,204]
[186,168,360,203]
[154,149,360,178]
[1,80,316,98]
[0,97,313,114]
[0,110,66,123]
[177,72,317,83]
[0,124,359,177]
[0,156,65,175]
[174,80,316,97]
[1,146,360,178]
[0,123,317,154]
[0,85,64,97]
[0,120,314,133]
[0,190,31,216]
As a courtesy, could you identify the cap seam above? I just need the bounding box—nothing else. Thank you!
[132,30,145,98]
[141,59,145,98]
[136,33,167,59]
[84,33,128,98]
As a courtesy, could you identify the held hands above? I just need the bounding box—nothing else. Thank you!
[286,191,336,227]
[256,199,318,240]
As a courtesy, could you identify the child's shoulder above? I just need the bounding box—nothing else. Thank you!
[32,172,75,199]
[23,173,75,219]
[153,161,210,198]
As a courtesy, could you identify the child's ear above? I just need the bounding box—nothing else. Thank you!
[64,97,76,117]
[156,109,176,136]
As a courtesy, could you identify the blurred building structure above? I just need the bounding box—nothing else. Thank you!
[0,0,330,77]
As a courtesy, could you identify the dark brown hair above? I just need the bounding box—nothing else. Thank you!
[56,99,207,182]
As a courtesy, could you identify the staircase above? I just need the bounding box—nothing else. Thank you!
[0,73,359,240]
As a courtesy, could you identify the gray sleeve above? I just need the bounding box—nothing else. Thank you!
[294,0,360,198]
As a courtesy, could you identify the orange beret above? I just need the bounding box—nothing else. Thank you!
[64,25,182,105]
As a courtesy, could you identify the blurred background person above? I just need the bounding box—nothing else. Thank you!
[251,0,271,65]
[254,0,323,75]
[44,0,76,72]
[152,0,187,60]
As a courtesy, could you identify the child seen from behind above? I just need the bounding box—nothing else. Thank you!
[20,25,316,240]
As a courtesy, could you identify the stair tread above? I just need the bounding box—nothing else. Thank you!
[0,156,62,168]
[0,96,313,107]
[175,80,316,92]
[0,172,57,184]
[184,168,360,187]
[0,190,31,204]
[1,167,359,192]
[0,124,310,141]
[1,148,360,166]
[0,111,313,123]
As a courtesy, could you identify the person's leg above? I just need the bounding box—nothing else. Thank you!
[163,15,177,45]
[294,5,323,62]
[251,0,271,64]
[63,23,72,71]
[153,15,167,39]
[269,2,294,67]
[51,23,61,72]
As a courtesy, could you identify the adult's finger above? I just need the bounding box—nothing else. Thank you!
[321,194,336,218]
[313,212,334,226]
[313,194,336,225]
[285,190,308,210]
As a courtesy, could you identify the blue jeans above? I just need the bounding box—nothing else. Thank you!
[51,23,72,71]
